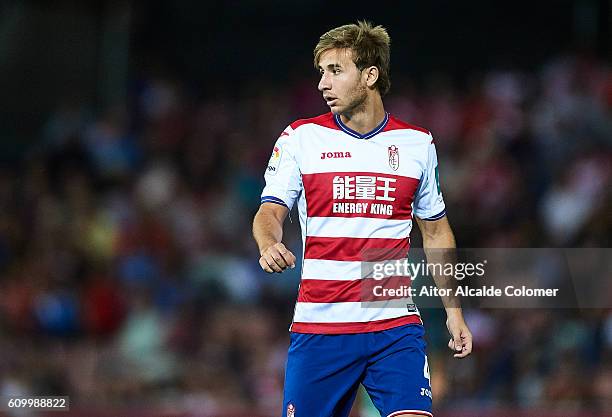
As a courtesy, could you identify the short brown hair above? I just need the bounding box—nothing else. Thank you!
[314,21,391,96]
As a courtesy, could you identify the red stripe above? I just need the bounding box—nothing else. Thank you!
[298,277,415,303]
[304,236,409,261]
[290,113,338,130]
[302,172,419,219]
[384,115,431,135]
[290,314,422,334]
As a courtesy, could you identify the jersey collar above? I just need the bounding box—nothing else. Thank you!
[334,112,389,140]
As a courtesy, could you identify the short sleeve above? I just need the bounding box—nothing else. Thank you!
[413,139,446,220]
[260,127,302,210]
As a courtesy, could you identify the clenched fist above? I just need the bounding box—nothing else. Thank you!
[259,242,296,273]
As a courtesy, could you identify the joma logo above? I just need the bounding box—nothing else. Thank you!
[321,151,352,159]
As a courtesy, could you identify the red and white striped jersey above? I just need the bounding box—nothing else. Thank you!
[261,112,445,334]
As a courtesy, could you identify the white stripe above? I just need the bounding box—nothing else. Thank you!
[302,259,413,281]
[302,259,365,280]
[307,217,412,239]
[387,410,433,417]
[293,301,417,323]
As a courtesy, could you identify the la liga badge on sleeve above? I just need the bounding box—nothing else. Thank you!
[267,145,282,175]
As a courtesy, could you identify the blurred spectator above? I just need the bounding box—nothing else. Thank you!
[0,52,609,416]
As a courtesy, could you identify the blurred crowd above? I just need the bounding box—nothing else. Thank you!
[0,54,610,416]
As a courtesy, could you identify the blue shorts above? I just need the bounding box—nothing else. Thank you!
[282,323,433,417]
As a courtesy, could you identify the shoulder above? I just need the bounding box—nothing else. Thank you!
[289,112,338,131]
[384,114,433,142]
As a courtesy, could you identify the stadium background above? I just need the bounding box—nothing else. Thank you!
[0,0,610,416]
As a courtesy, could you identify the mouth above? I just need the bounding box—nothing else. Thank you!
[324,96,338,106]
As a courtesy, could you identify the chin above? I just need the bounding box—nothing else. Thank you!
[328,106,342,115]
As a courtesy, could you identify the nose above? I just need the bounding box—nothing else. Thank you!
[318,72,331,92]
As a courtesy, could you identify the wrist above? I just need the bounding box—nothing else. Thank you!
[446,307,464,321]
[259,240,279,256]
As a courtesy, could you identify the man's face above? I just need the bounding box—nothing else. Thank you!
[317,48,368,115]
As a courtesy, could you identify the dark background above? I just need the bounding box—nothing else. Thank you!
[1,0,609,148]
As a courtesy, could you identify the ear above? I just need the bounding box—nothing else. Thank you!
[363,66,379,88]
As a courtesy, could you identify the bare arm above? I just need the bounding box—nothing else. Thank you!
[253,203,296,273]
[416,216,473,358]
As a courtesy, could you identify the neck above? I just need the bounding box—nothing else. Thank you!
[339,93,386,135]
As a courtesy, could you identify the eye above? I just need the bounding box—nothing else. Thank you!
[333,68,341,74]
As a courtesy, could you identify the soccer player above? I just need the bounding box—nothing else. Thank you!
[252,21,472,417]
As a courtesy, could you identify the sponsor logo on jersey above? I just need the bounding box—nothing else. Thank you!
[388,145,399,170]
[287,403,295,417]
[321,151,352,159]
[331,175,397,216]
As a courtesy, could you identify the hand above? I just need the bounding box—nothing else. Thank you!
[446,312,473,358]
[259,242,296,273]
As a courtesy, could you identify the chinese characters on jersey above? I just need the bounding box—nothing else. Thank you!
[332,175,396,215]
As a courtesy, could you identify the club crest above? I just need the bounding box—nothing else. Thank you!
[388,145,399,170]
